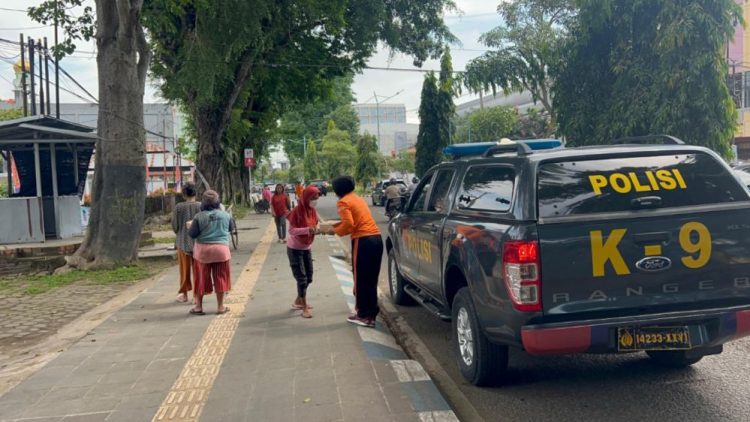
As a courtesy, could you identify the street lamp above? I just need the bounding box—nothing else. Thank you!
[373,90,404,154]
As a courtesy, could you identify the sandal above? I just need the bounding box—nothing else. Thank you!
[217,306,230,315]
[189,308,205,315]
[301,309,312,318]
[176,294,188,303]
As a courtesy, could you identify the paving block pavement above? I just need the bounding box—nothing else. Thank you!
[0,215,457,422]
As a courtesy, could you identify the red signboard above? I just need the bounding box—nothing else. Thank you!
[244,157,256,168]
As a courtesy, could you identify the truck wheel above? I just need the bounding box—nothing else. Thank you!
[388,250,415,306]
[452,287,508,386]
[646,350,703,368]
[372,197,377,206]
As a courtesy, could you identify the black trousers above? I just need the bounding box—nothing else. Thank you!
[287,248,313,298]
[353,235,384,319]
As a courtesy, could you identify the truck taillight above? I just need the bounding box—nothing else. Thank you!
[503,241,541,312]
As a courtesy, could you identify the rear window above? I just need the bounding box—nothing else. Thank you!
[456,165,515,212]
[537,153,749,218]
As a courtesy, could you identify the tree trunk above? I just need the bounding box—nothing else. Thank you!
[195,116,227,196]
[68,0,150,270]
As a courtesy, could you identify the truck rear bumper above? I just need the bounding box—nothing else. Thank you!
[520,306,750,356]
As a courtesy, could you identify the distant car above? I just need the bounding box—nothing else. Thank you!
[734,169,750,190]
[371,179,407,206]
[308,180,329,196]
[733,162,750,173]
[285,184,294,194]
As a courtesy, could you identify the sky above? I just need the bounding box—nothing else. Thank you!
[0,1,500,124]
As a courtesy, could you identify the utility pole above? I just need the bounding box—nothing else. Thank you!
[28,38,36,116]
[38,39,45,115]
[54,0,60,118]
[44,38,51,115]
[20,34,27,117]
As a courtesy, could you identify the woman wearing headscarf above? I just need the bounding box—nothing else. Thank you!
[286,185,321,319]
[188,190,233,315]
[271,183,291,243]
[325,176,382,328]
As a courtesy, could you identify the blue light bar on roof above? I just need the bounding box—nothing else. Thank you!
[442,139,562,158]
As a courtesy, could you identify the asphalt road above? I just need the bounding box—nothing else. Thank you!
[316,194,750,422]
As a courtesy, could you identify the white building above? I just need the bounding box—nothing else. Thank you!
[456,91,536,117]
[353,103,419,156]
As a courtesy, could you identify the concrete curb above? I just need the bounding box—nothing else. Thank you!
[329,234,484,422]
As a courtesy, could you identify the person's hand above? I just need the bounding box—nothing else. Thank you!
[186,220,193,229]
[325,227,336,236]
[309,227,316,236]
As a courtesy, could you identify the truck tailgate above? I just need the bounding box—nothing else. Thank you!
[535,151,750,317]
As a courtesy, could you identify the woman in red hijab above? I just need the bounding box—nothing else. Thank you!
[286,185,320,318]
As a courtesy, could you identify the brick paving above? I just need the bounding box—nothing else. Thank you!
[0,283,144,363]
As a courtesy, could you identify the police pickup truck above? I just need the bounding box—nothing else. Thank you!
[386,137,750,386]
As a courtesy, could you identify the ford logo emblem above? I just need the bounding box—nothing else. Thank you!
[635,256,672,272]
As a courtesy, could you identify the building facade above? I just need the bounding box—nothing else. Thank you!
[353,103,418,156]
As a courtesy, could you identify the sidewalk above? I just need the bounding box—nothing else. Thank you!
[0,214,456,422]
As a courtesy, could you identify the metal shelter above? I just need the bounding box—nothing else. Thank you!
[0,115,96,244]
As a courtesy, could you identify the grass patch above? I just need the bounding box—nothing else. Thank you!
[152,236,176,244]
[1,261,173,296]
[232,205,250,219]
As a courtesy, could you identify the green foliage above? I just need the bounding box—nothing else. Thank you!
[3,263,168,296]
[554,0,741,157]
[463,0,575,126]
[355,133,381,186]
[144,0,456,189]
[303,141,322,181]
[28,1,95,60]
[279,75,357,162]
[459,107,519,143]
[0,109,23,121]
[321,105,361,140]
[416,72,440,177]
[392,151,416,175]
[513,108,554,138]
[319,122,356,180]
[416,49,456,176]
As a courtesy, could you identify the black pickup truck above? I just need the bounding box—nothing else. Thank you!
[386,137,750,386]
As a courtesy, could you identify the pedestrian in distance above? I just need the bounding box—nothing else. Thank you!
[295,180,304,202]
[188,190,234,315]
[271,183,291,243]
[324,176,383,328]
[286,185,321,319]
[171,182,201,304]
[262,185,273,205]
[384,177,403,217]
[408,176,420,194]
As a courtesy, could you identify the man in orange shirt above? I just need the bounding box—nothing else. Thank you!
[294,180,304,201]
[325,176,383,327]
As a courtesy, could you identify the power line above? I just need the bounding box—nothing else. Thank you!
[0,7,27,13]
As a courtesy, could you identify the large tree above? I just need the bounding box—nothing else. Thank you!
[319,122,356,180]
[554,0,741,156]
[30,1,150,269]
[144,0,457,195]
[415,72,440,177]
[463,0,576,128]
[354,133,381,186]
[416,49,455,176]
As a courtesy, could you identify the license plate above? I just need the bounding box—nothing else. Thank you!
[617,326,691,351]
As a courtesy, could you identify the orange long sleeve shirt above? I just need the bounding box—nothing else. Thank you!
[334,193,381,239]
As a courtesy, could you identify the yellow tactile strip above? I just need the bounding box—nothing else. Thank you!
[153,222,275,422]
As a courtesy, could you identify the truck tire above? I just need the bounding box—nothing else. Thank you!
[452,287,508,386]
[372,197,377,206]
[646,350,703,368]
[388,249,415,306]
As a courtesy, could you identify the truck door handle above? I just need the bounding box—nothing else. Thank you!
[633,231,670,244]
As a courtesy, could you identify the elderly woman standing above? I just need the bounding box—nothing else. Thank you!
[188,190,233,315]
